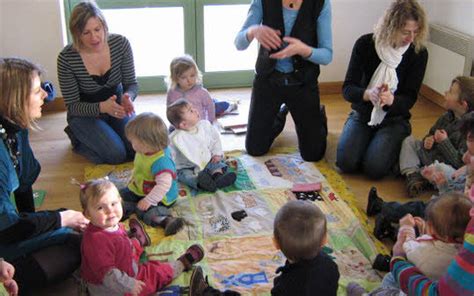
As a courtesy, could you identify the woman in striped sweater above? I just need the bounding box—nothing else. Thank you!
[57,1,138,164]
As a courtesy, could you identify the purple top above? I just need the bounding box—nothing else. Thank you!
[167,84,215,122]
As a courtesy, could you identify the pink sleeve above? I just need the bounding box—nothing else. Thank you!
[201,87,215,122]
[143,172,173,206]
[167,89,181,106]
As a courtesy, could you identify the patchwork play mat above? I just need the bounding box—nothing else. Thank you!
[85,148,388,295]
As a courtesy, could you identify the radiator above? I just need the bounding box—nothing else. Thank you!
[423,23,474,95]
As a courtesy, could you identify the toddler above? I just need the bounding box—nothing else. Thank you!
[399,76,474,197]
[350,192,472,296]
[79,178,205,295]
[272,200,339,295]
[166,55,237,123]
[167,99,236,192]
[121,112,184,236]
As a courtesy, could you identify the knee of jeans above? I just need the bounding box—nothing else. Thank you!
[363,161,390,180]
[101,147,128,164]
[336,153,359,173]
[245,141,270,157]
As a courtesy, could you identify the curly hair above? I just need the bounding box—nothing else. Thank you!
[373,0,428,52]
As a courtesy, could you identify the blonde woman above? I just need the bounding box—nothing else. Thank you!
[336,0,429,179]
[57,1,138,164]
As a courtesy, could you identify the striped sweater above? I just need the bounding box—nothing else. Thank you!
[391,217,474,295]
[57,34,138,117]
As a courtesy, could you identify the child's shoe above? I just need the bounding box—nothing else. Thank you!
[366,186,384,217]
[189,266,241,296]
[128,218,151,247]
[372,253,391,272]
[198,171,217,192]
[346,282,366,296]
[405,171,429,198]
[178,244,205,271]
[164,216,185,236]
[213,172,237,189]
[373,214,395,240]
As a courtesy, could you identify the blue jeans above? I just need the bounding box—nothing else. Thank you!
[120,188,171,226]
[336,111,411,179]
[67,114,135,164]
[177,161,228,190]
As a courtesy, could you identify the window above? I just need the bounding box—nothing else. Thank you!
[64,0,257,92]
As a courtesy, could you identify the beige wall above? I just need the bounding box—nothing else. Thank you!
[0,0,472,91]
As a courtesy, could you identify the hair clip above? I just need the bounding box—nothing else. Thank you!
[71,178,87,190]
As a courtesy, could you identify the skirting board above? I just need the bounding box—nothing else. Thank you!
[42,81,346,113]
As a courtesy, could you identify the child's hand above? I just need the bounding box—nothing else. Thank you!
[121,93,135,117]
[424,136,434,150]
[4,279,18,296]
[210,155,222,163]
[399,214,415,227]
[413,216,427,235]
[0,260,15,282]
[434,129,448,143]
[131,279,145,296]
[137,199,152,211]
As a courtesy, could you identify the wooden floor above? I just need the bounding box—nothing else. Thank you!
[32,88,444,215]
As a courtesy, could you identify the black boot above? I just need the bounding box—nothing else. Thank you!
[372,253,391,272]
[373,214,395,240]
[366,187,384,217]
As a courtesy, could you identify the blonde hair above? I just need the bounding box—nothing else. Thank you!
[166,98,190,127]
[0,57,42,128]
[167,55,202,90]
[125,112,169,151]
[79,178,118,211]
[69,1,109,50]
[274,200,327,262]
[425,192,472,242]
[373,0,428,52]
[452,76,474,112]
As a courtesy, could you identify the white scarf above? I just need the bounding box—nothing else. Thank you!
[368,41,409,126]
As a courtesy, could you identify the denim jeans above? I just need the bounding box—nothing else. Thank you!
[399,135,423,175]
[245,72,326,161]
[177,160,228,190]
[336,111,411,179]
[120,188,170,226]
[67,114,135,164]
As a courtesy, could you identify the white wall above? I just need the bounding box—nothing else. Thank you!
[0,0,65,88]
[0,0,471,89]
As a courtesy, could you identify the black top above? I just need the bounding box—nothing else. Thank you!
[271,252,340,296]
[342,33,428,122]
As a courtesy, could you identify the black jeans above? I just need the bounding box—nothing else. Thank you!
[245,71,326,161]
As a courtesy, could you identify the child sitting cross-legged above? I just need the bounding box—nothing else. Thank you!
[121,112,184,236]
[272,200,340,296]
[79,178,205,296]
[399,76,474,197]
[167,99,236,192]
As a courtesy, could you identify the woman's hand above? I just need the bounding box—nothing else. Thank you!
[99,95,126,118]
[121,93,135,117]
[60,210,89,232]
[423,135,434,150]
[137,199,151,212]
[379,85,394,107]
[433,129,448,143]
[248,25,281,50]
[269,37,312,59]
[363,87,380,105]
